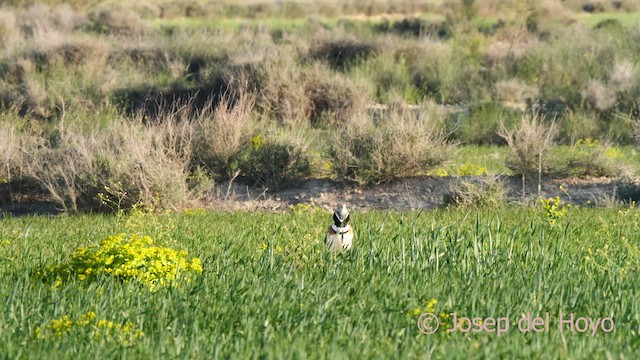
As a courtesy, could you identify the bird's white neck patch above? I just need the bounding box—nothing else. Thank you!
[331,224,351,234]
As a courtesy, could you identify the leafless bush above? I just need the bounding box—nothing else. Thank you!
[498,113,557,177]
[326,107,452,185]
[0,115,39,182]
[13,4,86,45]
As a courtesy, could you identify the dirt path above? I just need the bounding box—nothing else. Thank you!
[1,176,633,216]
[217,175,628,211]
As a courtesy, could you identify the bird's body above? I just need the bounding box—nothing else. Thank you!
[326,204,353,251]
[326,224,354,251]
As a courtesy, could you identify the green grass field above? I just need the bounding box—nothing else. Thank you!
[1,207,638,358]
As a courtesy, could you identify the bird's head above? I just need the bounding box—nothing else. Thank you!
[333,204,350,227]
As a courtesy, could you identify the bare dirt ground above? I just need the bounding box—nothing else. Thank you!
[1,176,632,216]
[214,175,626,212]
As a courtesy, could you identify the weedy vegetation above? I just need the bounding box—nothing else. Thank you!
[1,0,640,358]
[1,207,639,358]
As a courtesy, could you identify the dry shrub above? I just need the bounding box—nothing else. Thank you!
[258,57,310,126]
[0,114,38,175]
[444,176,507,208]
[27,115,205,213]
[0,113,44,203]
[0,119,24,181]
[483,38,535,67]
[86,4,149,35]
[305,65,370,127]
[494,78,539,108]
[609,60,637,93]
[581,80,617,113]
[498,113,557,177]
[0,8,20,53]
[191,91,257,178]
[326,108,452,185]
[22,77,57,120]
[25,34,108,80]
[22,4,86,37]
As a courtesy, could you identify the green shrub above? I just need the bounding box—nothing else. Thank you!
[557,110,600,142]
[237,135,310,190]
[353,51,421,104]
[457,102,520,144]
[373,17,452,39]
[553,138,627,178]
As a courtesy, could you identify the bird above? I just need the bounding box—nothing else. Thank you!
[326,204,354,251]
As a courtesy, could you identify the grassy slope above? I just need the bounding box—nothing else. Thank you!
[1,208,638,358]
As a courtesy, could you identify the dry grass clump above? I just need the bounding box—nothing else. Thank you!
[498,113,557,177]
[258,56,311,127]
[0,8,20,53]
[326,107,452,185]
[609,60,637,93]
[85,4,149,35]
[0,113,44,203]
[21,4,86,38]
[191,91,257,179]
[27,115,204,213]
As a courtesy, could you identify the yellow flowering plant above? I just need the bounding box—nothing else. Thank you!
[458,163,487,176]
[34,312,144,346]
[407,298,452,335]
[540,196,571,225]
[35,233,203,290]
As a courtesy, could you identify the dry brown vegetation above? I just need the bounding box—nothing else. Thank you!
[326,107,453,185]
[1,0,639,212]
